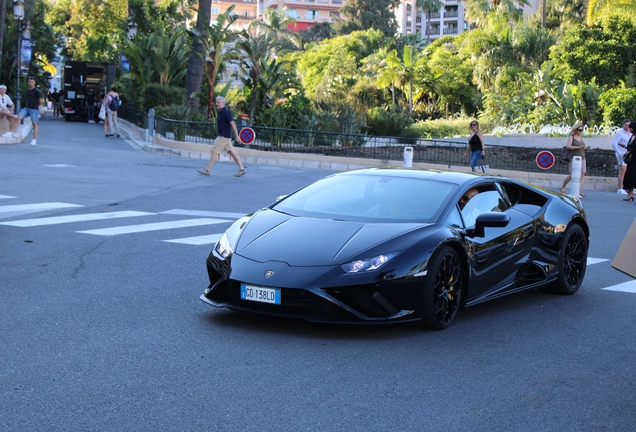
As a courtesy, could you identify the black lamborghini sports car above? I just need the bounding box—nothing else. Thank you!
[200,168,589,329]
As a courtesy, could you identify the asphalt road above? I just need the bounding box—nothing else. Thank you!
[1,116,635,431]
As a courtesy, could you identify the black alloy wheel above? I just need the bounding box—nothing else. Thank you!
[542,223,587,295]
[420,245,463,330]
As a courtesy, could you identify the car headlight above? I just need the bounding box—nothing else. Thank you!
[215,232,234,259]
[340,252,398,273]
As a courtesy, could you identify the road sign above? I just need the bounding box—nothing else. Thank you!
[239,127,255,145]
[536,151,555,170]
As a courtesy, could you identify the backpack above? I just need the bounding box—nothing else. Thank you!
[109,95,120,111]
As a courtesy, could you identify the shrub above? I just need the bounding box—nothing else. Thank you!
[407,117,492,139]
[140,85,186,111]
[366,107,413,137]
[598,88,636,126]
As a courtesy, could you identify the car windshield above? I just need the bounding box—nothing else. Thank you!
[272,174,455,223]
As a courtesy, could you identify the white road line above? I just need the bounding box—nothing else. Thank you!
[0,202,83,213]
[602,280,636,294]
[0,195,16,199]
[587,257,609,265]
[76,218,231,236]
[161,209,246,219]
[163,234,222,245]
[0,211,155,227]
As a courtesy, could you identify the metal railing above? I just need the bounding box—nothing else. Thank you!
[152,118,618,178]
[118,105,148,129]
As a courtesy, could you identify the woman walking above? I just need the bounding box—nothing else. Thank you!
[560,122,590,196]
[621,121,636,201]
[465,120,485,171]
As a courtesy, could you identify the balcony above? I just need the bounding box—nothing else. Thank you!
[426,28,440,35]
[427,12,440,19]
[444,10,458,18]
[443,27,458,34]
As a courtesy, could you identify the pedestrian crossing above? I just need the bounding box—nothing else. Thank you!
[0,197,240,246]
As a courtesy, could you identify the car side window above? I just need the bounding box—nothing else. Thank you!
[445,206,464,227]
[461,189,508,227]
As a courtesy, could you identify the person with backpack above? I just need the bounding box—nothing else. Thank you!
[104,87,121,138]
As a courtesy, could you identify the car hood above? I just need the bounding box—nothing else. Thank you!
[235,209,425,267]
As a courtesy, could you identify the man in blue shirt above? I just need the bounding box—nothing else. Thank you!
[197,96,246,177]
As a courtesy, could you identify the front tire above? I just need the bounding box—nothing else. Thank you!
[541,224,587,295]
[419,245,463,330]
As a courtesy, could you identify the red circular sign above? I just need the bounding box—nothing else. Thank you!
[536,151,555,170]
[239,127,255,145]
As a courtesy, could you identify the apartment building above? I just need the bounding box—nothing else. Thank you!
[396,0,541,41]
[258,0,342,31]
[210,0,259,30]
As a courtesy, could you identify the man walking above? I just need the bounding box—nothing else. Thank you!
[612,118,632,194]
[2,76,43,145]
[86,87,96,123]
[197,96,246,177]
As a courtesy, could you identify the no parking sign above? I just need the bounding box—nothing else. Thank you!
[536,151,555,170]
[239,127,255,145]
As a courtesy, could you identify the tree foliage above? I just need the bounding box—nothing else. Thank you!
[549,16,636,89]
[334,0,401,37]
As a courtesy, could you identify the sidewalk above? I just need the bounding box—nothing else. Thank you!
[126,119,623,193]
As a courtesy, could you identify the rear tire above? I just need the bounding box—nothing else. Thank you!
[541,224,587,295]
[419,245,463,330]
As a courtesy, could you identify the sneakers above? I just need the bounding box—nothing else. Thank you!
[234,169,246,177]
[197,168,210,176]
[105,134,114,137]
[116,134,120,138]
[618,188,628,195]
[1,131,13,137]
[30,139,36,146]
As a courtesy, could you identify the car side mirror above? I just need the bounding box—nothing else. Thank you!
[465,212,510,238]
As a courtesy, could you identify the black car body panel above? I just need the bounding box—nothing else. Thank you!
[201,168,589,326]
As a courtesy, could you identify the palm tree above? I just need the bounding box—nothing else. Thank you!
[416,0,443,44]
[189,5,239,120]
[463,0,531,27]
[184,0,211,110]
[236,25,275,125]
[256,8,301,52]
[376,44,423,116]
[586,0,636,26]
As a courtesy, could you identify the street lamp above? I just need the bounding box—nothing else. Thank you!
[13,0,24,113]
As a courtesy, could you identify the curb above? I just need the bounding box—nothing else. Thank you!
[118,120,621,193]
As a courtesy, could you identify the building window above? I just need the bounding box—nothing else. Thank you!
[287,8,297,18]
[211,7,219,14]
[307,9,319,19]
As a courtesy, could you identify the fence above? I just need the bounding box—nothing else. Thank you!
[120,112,618,178]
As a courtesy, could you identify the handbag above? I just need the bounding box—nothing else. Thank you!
[624,153,632,165]
[562,146,573,162]
[477,157,490,174]
[98,105,106,120]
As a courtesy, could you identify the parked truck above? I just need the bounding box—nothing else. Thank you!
[62,61,116,122]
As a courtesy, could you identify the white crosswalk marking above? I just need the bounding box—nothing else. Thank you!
[587,257,609,265]
[161,209,246,219]
[0,202,83,213]
[77,218,231,236]
[0,195,16,199]
[163,234,222,245]
[602,280,636,294]
[0,211,155,227]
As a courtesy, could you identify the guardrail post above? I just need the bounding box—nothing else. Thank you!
[147,109,155,142]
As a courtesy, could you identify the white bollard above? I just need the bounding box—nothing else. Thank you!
[403,146,413,168]
[569,155,582,198]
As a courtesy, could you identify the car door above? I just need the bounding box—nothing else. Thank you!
[460,185,536,302]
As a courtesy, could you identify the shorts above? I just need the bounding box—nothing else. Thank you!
[211,136,234,154]
[18,107,39,123]
[569,158,586,174]
[617,154,627,167]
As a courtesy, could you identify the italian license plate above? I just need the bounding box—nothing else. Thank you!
[240,284,281,305]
